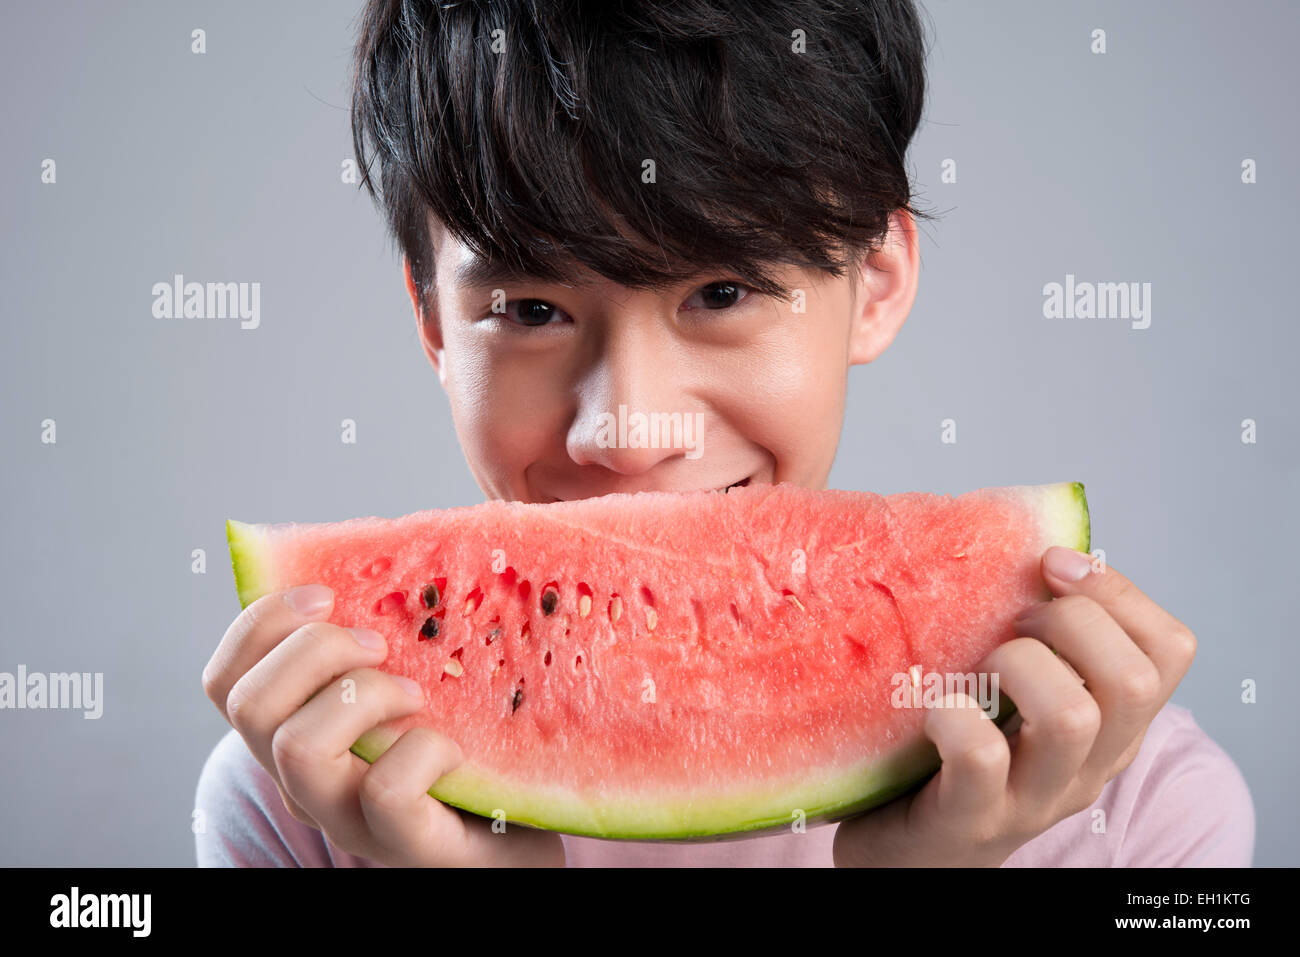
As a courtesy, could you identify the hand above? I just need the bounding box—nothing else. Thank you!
[203,584,564,867]
[833,546,1197,867]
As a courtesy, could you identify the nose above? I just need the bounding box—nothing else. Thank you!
[565,321,698,476]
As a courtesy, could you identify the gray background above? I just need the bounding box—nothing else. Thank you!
[1,0,1295,865]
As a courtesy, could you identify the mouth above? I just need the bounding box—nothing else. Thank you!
[544,476,757,503]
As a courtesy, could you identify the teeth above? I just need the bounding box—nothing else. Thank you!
[710,478,751,494]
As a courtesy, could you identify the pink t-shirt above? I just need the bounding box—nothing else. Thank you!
[193,702,1254,867]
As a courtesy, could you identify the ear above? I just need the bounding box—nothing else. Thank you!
[405,256,446,385]
[847,209,919,366]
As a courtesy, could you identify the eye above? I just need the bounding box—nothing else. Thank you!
[494,299,571,327]
[682,281,752,311]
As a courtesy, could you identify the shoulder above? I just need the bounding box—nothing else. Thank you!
[1112,702,1255,866]
[193,728,382,867]
[1004,703,1255,867]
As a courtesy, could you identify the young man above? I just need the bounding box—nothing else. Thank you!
[197,0,1253,867]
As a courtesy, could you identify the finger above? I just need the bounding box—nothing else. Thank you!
[359,726,471,866]
[1012,594,1162,784]
[225,621,388,775]
[272,669,426,852]
[362,728,567,867]
[832,796,912,867]
[915,692,1010,823]
[1020,548,1196,698]
[203,585,336,720]
[982,638,1101,811]
[275,781,320,830]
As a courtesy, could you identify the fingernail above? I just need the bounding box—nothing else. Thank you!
[351,628,384,649]
[1044,546,1093,582]
[284,584,333,616]
[394,675,424,699]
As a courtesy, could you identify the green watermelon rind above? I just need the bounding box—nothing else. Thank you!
[228,519,274,610]
[1045,481,1090,556]
[226,480,1088,842]
[348,702,1023,842]
[1070,481,1091,553]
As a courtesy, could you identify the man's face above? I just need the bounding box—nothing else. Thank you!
[409,213,917,503]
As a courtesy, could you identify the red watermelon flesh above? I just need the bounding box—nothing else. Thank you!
[225,481,1089,841]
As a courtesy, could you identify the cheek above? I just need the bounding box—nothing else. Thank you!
[441,330,566,489]
[713,310,849,480]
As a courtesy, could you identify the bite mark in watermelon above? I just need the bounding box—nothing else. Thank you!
[225,481,1089,841]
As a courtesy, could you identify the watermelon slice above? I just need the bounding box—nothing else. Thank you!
[225,481,1088,841]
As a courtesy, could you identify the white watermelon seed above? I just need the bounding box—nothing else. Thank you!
[374,591,406,615]
[363,557,392,578]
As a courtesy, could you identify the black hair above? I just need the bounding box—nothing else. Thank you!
[351,0,933,308]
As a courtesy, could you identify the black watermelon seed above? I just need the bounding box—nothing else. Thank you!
[540,588,558,616]
[421,583,440,608]
[419,616,440,640]
[511,688,523,713]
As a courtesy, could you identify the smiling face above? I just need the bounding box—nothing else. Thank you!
[407,211,919,504]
